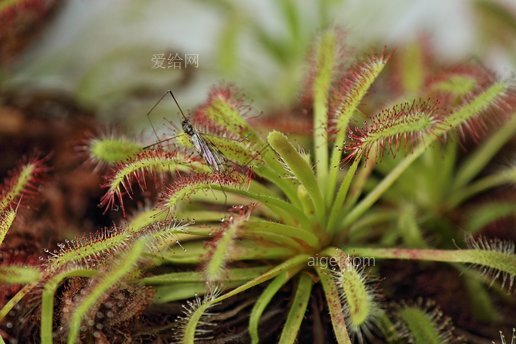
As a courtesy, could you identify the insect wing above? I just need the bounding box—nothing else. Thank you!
[191,132,225,172]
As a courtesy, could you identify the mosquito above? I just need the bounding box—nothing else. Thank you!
[143,90,227,173]
[143,90,233,205]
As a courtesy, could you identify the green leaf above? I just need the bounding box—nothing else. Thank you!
[140,266,270,285]
[0,162,38,212]
[242,219,320,250]
[104,150,209,206]
[0,209,15,246]
[316,265,352,344]
[399,40,425,93]
[0,265,40,284]
[89,137,141,164]
[216,13,241,75]
[203,211,249,283]
[67,239,146,343]
[249,270,296,343]
[278,0,301,43]
[182,255,309,343]
[448,165,516,207]
[398,204,427,248]
[349,240,516,290]
[343,80,509,228]
[327,52,388,202]
[153,282,241,304]
[41,269,97,344]
[465,201,516,233]
[454,114,516,189]
[312,31,336,182]
[278,273,313,344]
[398,305,448,344]
[268,131,324,222]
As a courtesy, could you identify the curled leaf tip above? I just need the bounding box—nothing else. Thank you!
[329,50,391,134]
[0,154,48,213]
[465,235,515,291]
[394,298,455,344]
[100,150,208,215]
[160,171,249,210]
[345,99,441,160]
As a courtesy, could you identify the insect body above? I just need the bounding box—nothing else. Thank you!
[181,118,225,172]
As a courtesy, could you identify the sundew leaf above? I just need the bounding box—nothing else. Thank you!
[175,131,265,168]
[0,157,46,213]
[202,135,265,167]
[316,265,352,344]
[427,62,493,100]
[88,136,142,165]
[66,238,147,344]
[182,255,309,343]
[327,51,389,200]
[330,51,390,135]
[249,270,295,343]
[342,79,511,228]
[0,265,40,284]
[395,300,454,344]
[268,131,324,222]
[312,30,336,180]
[431,74,478,97]
[440,81,509,137]
[191,86,262,144]
[335,263,377,335]
[100,149,209,214]
[346,99,441,160]
[159,172,248,210]
[278,273,313,344]
[321,248,380,340]
[0,209,15,246]
[203,206,252,283]
[41,269,97,344]
[348,238,516,291]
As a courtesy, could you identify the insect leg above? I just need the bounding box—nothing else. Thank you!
[166,90,189,121]
[142,133,182,150]
[145,91,174,143]
[242,142,273,168]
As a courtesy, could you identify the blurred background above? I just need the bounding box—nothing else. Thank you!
[1,0,515,131]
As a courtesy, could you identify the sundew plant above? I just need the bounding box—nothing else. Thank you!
[1,31,516,343]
